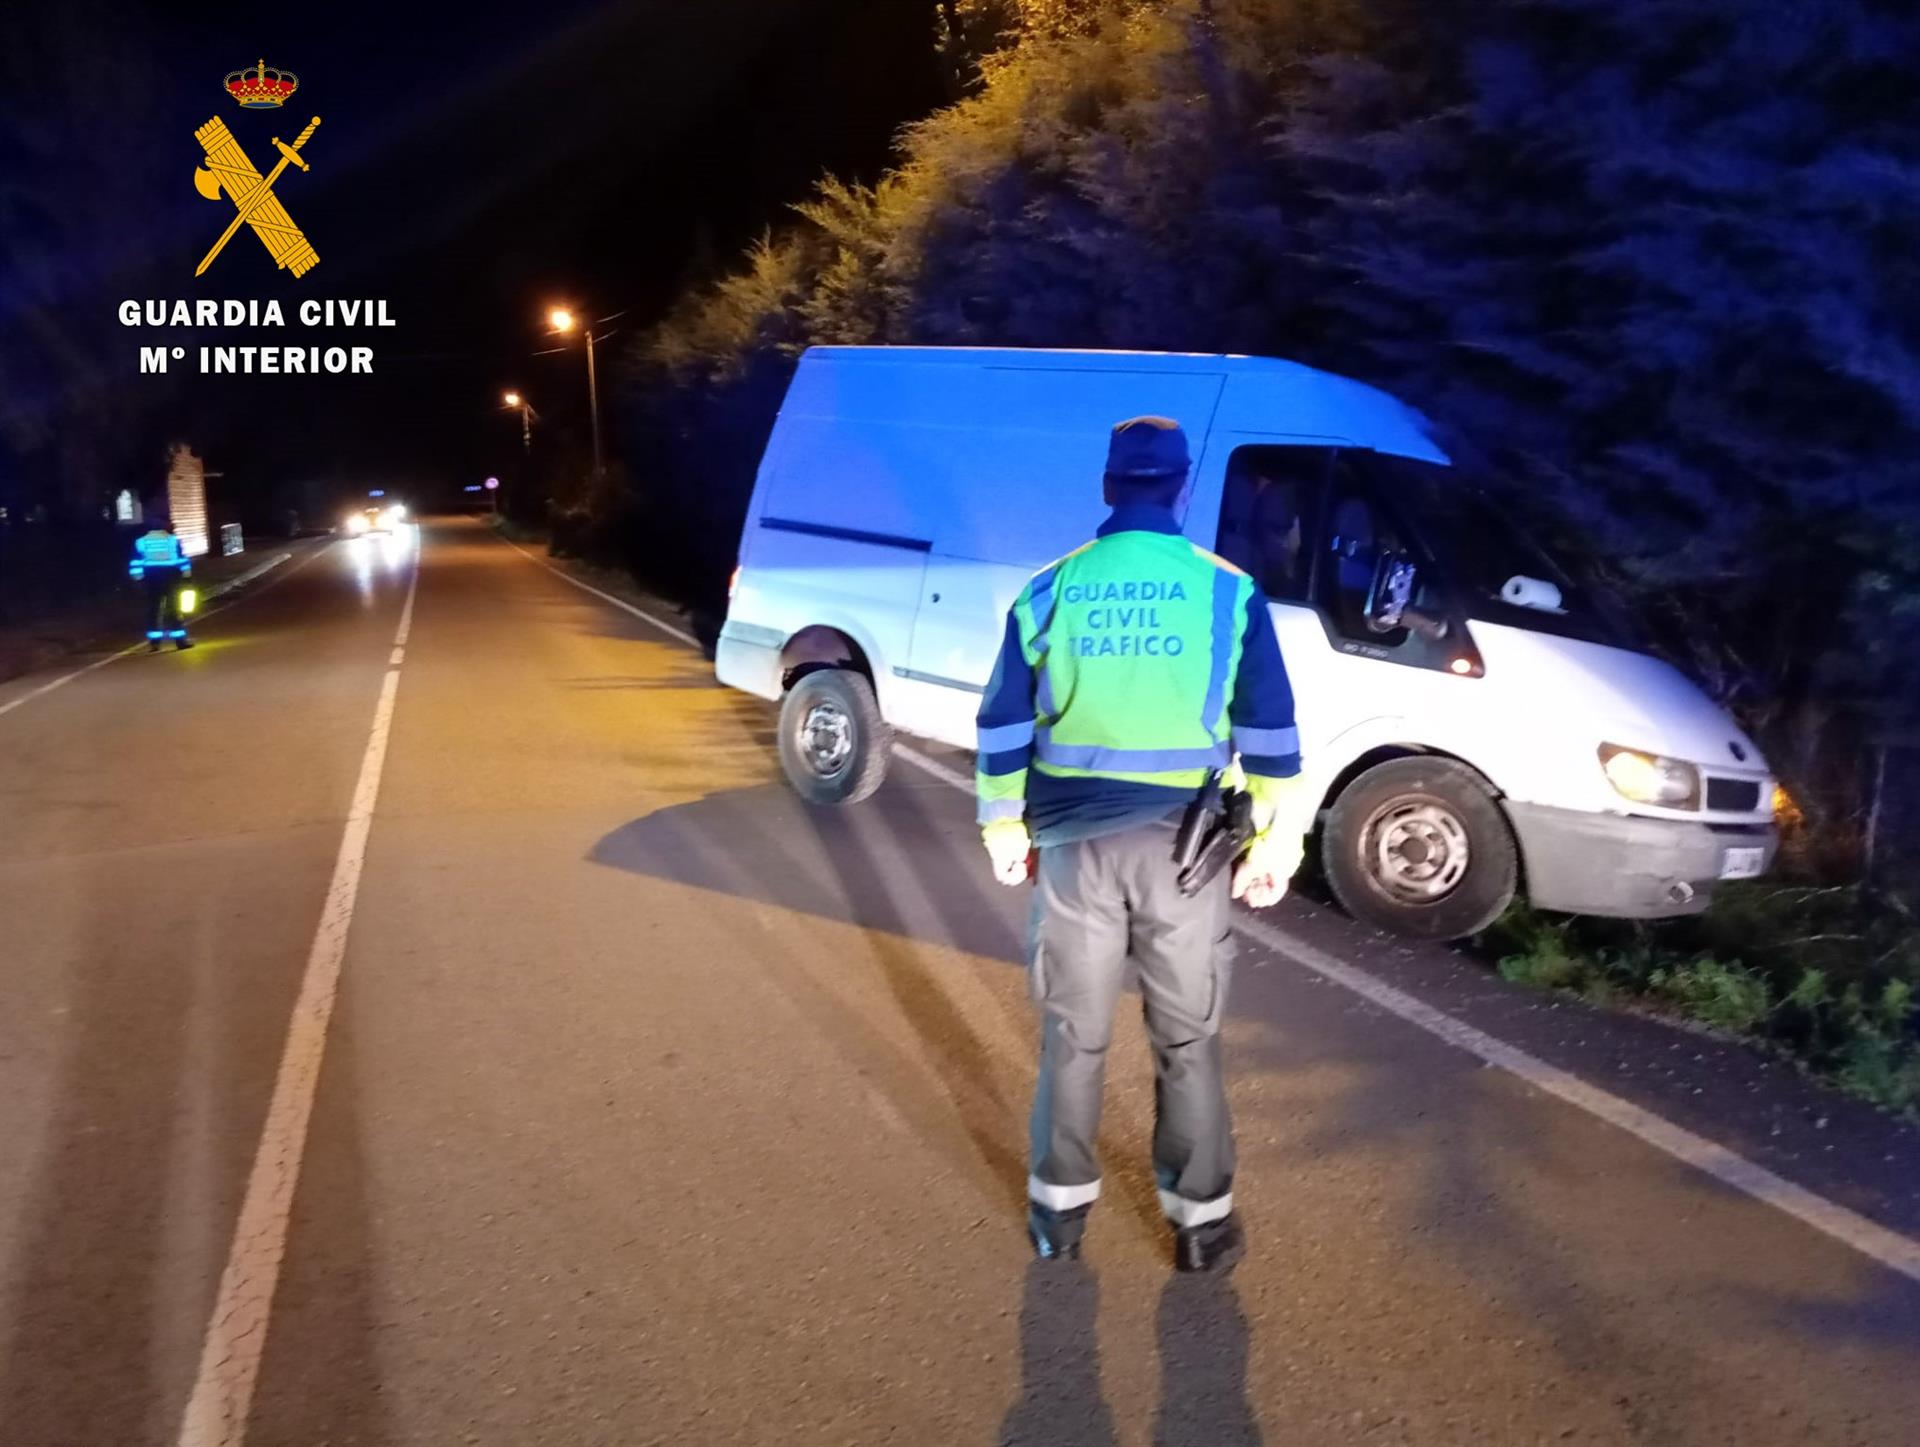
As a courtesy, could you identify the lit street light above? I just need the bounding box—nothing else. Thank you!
[545,304,615,477]
[501,390,535,454]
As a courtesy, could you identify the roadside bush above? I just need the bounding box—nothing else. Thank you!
[1489,889,1920,1114]
[1647,957,1775,1037]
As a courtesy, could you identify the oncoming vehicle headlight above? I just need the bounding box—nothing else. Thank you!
[346,513,369,535]
[1598,743,1701,810]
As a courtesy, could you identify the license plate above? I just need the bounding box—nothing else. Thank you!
[1720,846,1766,881]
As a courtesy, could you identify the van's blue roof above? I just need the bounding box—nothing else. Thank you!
[800,346,1447,463]
[811,345,1346,375]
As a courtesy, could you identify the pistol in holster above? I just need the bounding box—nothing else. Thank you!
[1171,770,1256,897]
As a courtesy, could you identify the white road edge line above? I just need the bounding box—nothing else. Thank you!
[893,738,1920,1288]
[503,541,1920,1289]
[0,643,142,719]
[0,544,325,723]
[498,535,701,646]
[175,554,420,1447]
[1229,912,1920,1286]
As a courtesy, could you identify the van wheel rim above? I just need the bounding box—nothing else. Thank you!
[1365,798,1470,902]
[799,700,854,778]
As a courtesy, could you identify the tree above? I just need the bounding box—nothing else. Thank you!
[623,0,1920,839]
[0,4,182,519]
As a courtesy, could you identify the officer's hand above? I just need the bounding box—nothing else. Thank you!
[982,819,1034,887]
[1232,836,1301,909]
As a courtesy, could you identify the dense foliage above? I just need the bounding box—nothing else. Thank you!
[619,0,1918,836]
[612,0,1918,887]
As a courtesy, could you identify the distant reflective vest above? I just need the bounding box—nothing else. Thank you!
[129,530,190,580]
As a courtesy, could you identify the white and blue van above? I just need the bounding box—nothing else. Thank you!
[716,347,1777,939]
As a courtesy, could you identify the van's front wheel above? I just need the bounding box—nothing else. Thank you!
[1322,757,1516,940]
[778,667,890,804]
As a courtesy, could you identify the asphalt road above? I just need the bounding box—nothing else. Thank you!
[2,517,1917,1447]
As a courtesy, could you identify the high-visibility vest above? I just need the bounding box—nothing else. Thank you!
[130,530,188,577]
[1012,529,1253,787]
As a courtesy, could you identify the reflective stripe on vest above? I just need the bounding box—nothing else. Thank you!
[1032,736,1231,774]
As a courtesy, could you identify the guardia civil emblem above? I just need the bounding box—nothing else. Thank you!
[193,60,320,277]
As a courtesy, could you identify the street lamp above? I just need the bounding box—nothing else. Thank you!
[546,305,602,477]
[501,390,534,454]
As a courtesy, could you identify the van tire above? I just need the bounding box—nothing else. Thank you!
[1322,757,1516,941]
[778,667,890,805]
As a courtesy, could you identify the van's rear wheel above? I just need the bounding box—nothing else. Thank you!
[778,667,890,804]
[1323,757,1516,940]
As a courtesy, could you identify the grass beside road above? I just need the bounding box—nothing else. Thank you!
[1486,885,1920,1115]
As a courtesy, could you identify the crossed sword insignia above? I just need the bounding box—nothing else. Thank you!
[192,115,321,277]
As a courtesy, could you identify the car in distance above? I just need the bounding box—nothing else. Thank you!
[341,499,407,536]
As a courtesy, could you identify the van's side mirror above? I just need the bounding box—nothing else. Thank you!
[1365,553,1417,634]
[1366,552,1450,641]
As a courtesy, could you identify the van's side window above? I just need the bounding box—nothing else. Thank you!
[1322,491,1393,639]
[1318,461,1446,646]
[1215,447,1328,603]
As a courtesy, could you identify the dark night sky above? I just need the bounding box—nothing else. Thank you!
[3,0,946,508]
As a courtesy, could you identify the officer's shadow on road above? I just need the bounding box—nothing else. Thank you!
[591,772,1043,1218]
[588,773,1026,975]
[997,1261,1261,1447]
[589,773,1219,1238]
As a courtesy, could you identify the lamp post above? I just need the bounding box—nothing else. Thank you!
[502,390,534,454]
[546,307,602,477]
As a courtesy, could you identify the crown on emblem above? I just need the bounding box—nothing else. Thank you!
[225,59,298,109]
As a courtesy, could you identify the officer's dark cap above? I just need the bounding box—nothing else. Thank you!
[1106,416,1191,480]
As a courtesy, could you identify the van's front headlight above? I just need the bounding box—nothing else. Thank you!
[1598,744,1700,810]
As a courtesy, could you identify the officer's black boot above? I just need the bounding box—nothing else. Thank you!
[1172,1213,1244,1274]
[1027,1203,1090,1261]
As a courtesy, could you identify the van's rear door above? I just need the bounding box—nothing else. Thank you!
[906,366,1227,708]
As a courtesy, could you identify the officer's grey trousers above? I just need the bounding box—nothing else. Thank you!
[1027,817,1236,1228]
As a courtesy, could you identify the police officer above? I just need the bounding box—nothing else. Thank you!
[129,521,195,651]
[976,416,1309,1271]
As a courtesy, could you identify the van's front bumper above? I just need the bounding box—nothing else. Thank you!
[1503,802,1777,918]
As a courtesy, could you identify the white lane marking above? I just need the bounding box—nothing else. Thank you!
[496,551,1920,1289]
[0,644,141,719]
[175,555,420,1447]
[888,740,1920,1289]
[216,551,294,593]
[1227,912,1920,1287]
[891,741,973,791]
[0,545,327,723]
[391,557,418,648]
[497,536,701,647]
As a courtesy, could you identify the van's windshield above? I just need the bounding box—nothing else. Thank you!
[1345,452,1638,649]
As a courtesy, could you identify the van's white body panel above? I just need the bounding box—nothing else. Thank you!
[719,347,1776,919]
